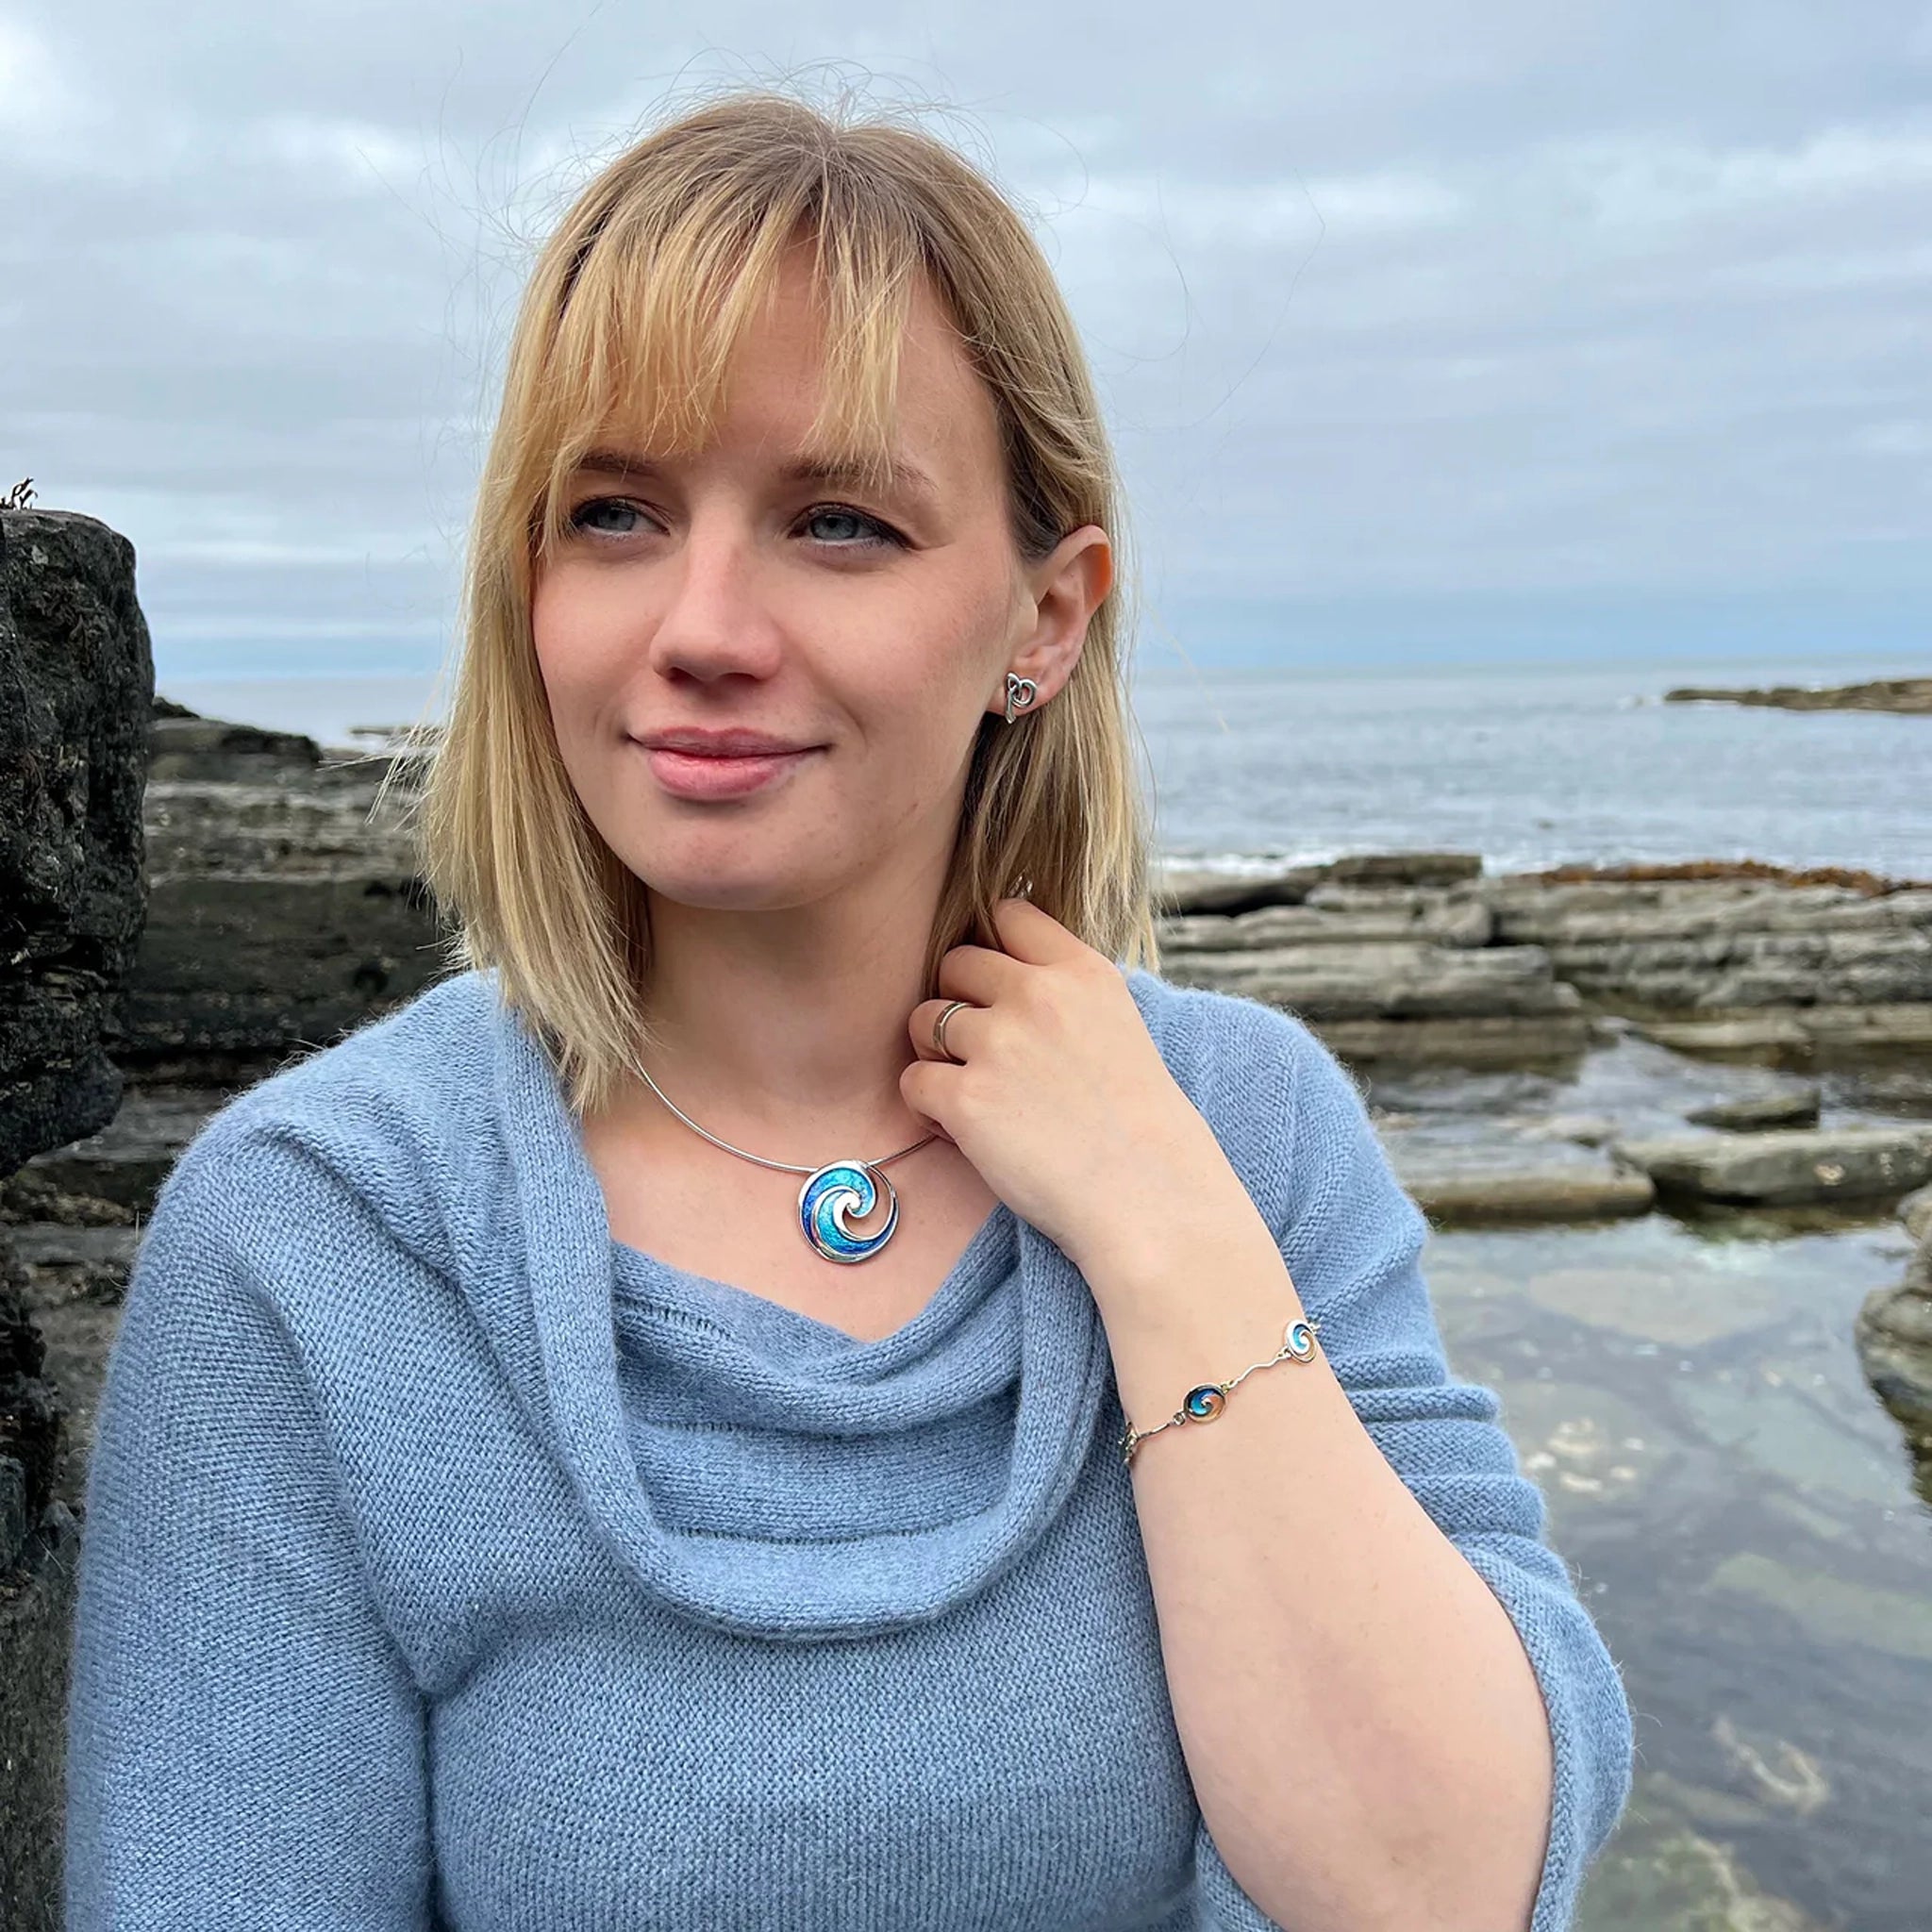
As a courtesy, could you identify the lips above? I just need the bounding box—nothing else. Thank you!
[640,742,820,801]
[638,729,814,757]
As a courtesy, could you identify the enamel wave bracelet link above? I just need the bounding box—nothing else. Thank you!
[1119,1317,1324,1469]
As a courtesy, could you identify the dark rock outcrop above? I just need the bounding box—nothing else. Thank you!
[0,507,153,1932]
[147,710,324,782]
[0,509,152,1171]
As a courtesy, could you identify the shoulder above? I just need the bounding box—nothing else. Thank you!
[1122,964,1361,1118]
[154,969,502,1271]
[1121,965,1403,1236]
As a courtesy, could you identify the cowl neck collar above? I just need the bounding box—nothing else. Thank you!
[488,969,1160,1642]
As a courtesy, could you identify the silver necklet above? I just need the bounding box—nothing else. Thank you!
[630,671,1037,1266]
[633,1060,941,1264]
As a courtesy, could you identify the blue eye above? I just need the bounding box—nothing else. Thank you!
[568,498,647,537]
[801,504,904,550]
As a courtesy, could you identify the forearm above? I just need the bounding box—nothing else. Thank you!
[1082,1202,1556,1932]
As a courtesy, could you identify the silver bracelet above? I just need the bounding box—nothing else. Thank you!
[1120,1317,1324,1468]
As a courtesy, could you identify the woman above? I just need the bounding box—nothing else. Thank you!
[63,91,1633,1931]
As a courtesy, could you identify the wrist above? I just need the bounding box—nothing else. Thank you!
[1088,1220,1313,1453]
[1068,1174,1286,1314]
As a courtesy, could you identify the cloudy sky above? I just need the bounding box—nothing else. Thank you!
[4,1,1929,682]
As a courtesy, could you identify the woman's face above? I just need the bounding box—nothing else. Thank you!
[530,247,1107,923]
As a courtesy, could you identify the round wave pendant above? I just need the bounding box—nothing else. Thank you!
[1284,1319,1317,1360]
[798,1159,900,1264]
[1182,1385,1227,1422]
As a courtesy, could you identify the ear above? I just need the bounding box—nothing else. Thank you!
[999,525,1113,710]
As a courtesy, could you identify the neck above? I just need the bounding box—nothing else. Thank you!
[620,853,955,1160]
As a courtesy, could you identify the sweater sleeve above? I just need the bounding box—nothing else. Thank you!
[1191,1007,1635,1932]
[63,1133,435,1929]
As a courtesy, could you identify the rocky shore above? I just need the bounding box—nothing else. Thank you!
[5,508,1932,1922]
[1662,675,1932,715]
[66,726,1932,1234]
[11,692,1930,1483]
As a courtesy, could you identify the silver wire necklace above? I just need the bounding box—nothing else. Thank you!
[631,1061,941,1264]
[630,672,1038,1265]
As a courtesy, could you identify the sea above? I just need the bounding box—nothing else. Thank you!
[158,651,1931,883]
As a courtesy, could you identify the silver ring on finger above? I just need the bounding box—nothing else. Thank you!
[932,999,973,1064]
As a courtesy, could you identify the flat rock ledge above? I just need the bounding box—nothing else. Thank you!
[1607,1124,1932,1208]
[1661,675,1932,716]
[1152,855,1932,1072]
[1684,1086,1821,1130]
[1390,1149,1657,1225]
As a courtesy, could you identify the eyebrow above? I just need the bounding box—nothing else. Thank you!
[571,447,941,505]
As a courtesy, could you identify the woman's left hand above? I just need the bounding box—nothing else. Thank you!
[902,897,1258,1284]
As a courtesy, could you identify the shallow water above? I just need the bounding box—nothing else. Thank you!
[1426,1209,1929,1930]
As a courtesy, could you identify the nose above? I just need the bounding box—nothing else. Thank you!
[644,508,787,689]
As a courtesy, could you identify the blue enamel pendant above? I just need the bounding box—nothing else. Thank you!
[797,1159,900,1264]
[1284,1319,1317,1360]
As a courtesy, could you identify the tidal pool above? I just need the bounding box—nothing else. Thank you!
[1424,1208,1928,1931]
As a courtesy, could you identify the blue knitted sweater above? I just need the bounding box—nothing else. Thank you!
[64,965,1633,1930]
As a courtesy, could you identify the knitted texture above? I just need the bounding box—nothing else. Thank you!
[64,966,1634,1929]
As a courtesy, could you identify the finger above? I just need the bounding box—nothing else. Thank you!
[990,896,1091,966]
[897,1058,958,1144]
[908,996,982,1064]
[935,941,1022,1005]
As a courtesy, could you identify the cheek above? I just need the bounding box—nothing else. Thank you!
[529,571,621,727]
[884,587,1009,721]
[861,660,995,807]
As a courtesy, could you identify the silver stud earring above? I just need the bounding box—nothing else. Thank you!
[1003,673,1038,724]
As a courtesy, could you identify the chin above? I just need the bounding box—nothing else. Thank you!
[632,857,824,914]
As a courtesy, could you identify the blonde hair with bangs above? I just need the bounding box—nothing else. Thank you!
[401,88,1161,1117]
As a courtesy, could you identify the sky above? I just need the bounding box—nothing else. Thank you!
[3,0,1929,682]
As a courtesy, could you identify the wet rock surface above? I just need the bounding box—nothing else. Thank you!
[1899,1181,1932,1243]
[1389,1138,1658,1224]
[1855,1210,1932,1468]
[0,1086,214,1225]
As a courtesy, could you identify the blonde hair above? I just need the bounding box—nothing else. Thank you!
[397,88,1160,1117]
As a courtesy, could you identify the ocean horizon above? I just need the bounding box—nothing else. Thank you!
[157,649,1932,884]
